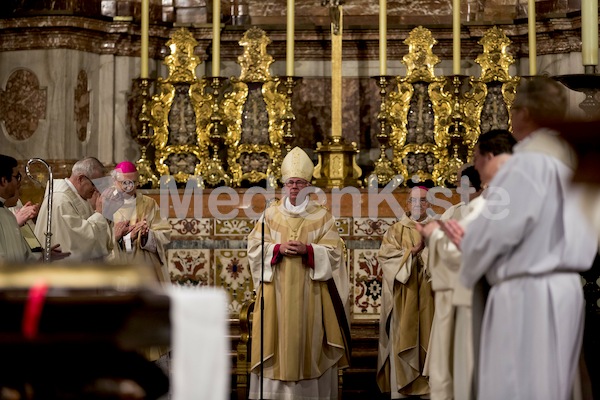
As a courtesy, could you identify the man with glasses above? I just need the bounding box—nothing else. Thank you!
[246,147,350,400]
[35,157,113,262]
[0,154,69,263]
[377,181,435,399]
[0,154,40,263]
[108,161,171,284]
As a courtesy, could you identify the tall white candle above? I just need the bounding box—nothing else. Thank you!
[212,0,221,76]
[379,0,387,75]
[528,0,537,75]
[582,0,599,66]
[286,0,295,76]
[141,0,149,78]
[453,0,461,74]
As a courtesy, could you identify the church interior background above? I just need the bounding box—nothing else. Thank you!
[1,0,600,398]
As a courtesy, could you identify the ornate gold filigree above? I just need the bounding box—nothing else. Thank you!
[148,28,213,185]
[387,26,452,185]
[475,26,520,135]
[223,28,288,186]
[238,27,274,83]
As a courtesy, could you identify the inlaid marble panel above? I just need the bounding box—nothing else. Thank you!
[0,69,46,141]
[214,249,254,316]
[353,249,382,318]
[214,218,255,236]
[353,218,397,237]
[168,248,211,286]
[334,217,351,237]
[169,218,212,237]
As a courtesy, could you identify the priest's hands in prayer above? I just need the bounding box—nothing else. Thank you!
[281,240,308,256]
[114,221,131,242]
[93,187,125,221]
[438,219,465,250]
[129,220,149,244]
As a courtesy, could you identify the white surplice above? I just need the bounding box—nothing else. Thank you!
[460,129,598,400]
[34,179,112,262]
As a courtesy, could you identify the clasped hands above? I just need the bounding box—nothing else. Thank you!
[415,219,465,250]
[115,220,149,243]
[280,240,308,256]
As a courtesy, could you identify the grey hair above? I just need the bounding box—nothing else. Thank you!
[513,76,567,122]
[71,157,104,178]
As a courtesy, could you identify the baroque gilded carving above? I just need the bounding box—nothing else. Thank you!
[148,28,213,184]
[475,26,519,135]
[387,27,453,185]
[382,26,515,187]
[222,27,287,187]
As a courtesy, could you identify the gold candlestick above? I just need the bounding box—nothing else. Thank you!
[135,78,159,188]
[203,76,231,186]
[281,76,302,154]
[371,75,396,186]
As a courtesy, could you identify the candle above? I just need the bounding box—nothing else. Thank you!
[379,0,387,75]
[141,0,149,78]
[286,0,295,76]
[453,0,460,74]
[212,0,221,76]
[582,0,599,66]
[528,0,537,75]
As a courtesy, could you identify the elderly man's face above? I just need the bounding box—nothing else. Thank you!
[77,170,103,200]
[114,171,138,195]
[407,187,430,221]
[284,177,310,205]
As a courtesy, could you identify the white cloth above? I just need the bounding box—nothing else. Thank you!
[460,129,598,400]
[169,287,229,400]
[34,179,112,262]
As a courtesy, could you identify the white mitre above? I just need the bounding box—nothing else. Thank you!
[281,147,314,182]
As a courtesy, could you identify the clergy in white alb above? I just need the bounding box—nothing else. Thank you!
[246,147,350,400]
[34,157,113,262]
[460,77,598,400]
[377,185,435,398]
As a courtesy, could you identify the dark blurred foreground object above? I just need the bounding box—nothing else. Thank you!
[547,119,600,399]
[545,118,600,185]
[0,263,170,400]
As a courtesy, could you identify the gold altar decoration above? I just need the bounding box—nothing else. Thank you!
[385,26,453,185]
[314,1,363,189]
[474,26,519,137]
[222,27,288,187]
[148,28,214,185]
[378,26,516,186]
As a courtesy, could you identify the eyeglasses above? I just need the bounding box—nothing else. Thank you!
[12,172,21,183]
[408,197,428,204]
[82,175,97,188]
[284,180,309,188]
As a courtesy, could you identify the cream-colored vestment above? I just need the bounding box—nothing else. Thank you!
[377,214,435,398]
[246,198,350,400]
[109,194,171,283]
[34,179,112,262]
